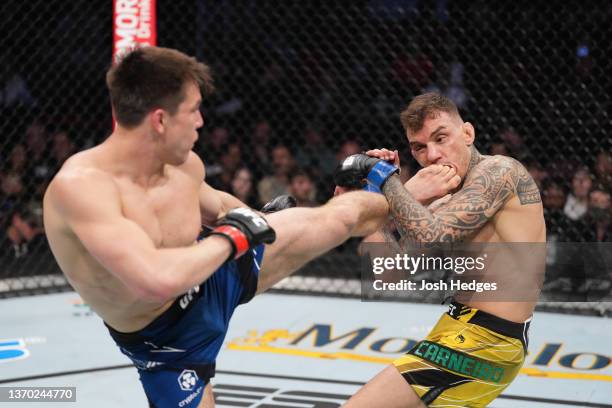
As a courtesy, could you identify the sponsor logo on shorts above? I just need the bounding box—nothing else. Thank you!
[411,340,505,383]
[178,386,203,407]
[178,369,199,392]
[179,286,200,310]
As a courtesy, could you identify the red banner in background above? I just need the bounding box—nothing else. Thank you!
[113,0,156,63]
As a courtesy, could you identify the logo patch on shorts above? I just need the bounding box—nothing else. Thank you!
[411,340,505,383]
[178,369,199,391]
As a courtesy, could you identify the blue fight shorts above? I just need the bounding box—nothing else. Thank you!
[105,245,265,408]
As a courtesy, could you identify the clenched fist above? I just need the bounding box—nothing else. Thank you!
[404,164,461,205]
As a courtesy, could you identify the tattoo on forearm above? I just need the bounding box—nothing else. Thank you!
[383,155,541,244]
[381,220,402,250]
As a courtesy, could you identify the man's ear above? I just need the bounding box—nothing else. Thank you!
[150,109,165,133]
[463,122,475,146]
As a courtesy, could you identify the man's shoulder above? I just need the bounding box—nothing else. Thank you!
[47,156,117,208]
[469,155,540,204]
[178,151,205,182]
[477,154,524,171]
[469,155,531,182]
[52,151,112,186]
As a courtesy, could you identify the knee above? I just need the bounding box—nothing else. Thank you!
[320,200,360,232]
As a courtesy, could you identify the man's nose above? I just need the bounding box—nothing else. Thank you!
[427,144,442,163]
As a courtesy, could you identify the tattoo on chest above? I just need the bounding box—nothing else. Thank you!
[382,153,542,244]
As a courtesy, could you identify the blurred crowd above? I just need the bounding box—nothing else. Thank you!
[1,115,610,264]
[2,0,610,276]
[1,121,76,260]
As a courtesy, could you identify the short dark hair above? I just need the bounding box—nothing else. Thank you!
[106,46,214,128]
[400,92,460,134]
[289,168,312,183]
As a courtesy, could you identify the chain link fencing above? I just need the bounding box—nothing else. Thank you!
[1,1,611,313]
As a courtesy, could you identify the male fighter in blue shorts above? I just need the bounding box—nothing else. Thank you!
[43,46,390,407]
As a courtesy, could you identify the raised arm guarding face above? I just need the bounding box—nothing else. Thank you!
[382,155,541,243]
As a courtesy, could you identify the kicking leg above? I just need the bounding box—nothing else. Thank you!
[256,191,388,293]
[197,384,214,407]
[343,365,426,408]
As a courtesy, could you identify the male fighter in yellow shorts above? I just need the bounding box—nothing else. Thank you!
[335,92,545,407]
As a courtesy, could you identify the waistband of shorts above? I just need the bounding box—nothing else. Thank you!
[447,300,531,342]
[105,286,204,347]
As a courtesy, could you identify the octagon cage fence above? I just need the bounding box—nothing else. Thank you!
[1,0,610,316]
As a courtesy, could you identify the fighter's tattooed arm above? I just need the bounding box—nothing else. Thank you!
[516,166,542,205]
[383,156,541,244]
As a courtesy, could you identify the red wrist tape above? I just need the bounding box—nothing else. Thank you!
[212,225,249,259]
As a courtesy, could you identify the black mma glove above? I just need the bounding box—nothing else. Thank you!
[261,194,297,214]
[334,154,399,193]
[210,208,276,259]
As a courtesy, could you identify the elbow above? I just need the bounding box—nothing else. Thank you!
[128,261,181,304]
[127,277,174,304]
[141,280,177,304]
[144,269,184,303]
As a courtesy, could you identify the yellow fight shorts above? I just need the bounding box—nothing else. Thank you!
[393,300,531,407]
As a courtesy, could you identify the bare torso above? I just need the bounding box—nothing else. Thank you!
[460,158,546,322]
[44,144,203,332]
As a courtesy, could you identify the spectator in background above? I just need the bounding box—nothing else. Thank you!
[500,127,528,160]
[542,179,570,241]
[540,179,575,286]
[246,120,274,177]
[288,169,317,207]
[1,144,27,202]
[25,121,50,172]
[295,128,337,178]
[6,205,44,258]
[257,144,295,204]
[594,151,612,191]
[229,167,260,209]
[564,167,592,221]
[1,146,23,249]
[489,140,509,156]
[588,188,611,242]
[207,143,242,192]
[323,139,363,200]
[49,129,76,175]
[1,145,34,257]
[336,140,362,163]
[207,126,230,155]
[24,121,52,199]
[200,126,231,179]
[0,52,36,108]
